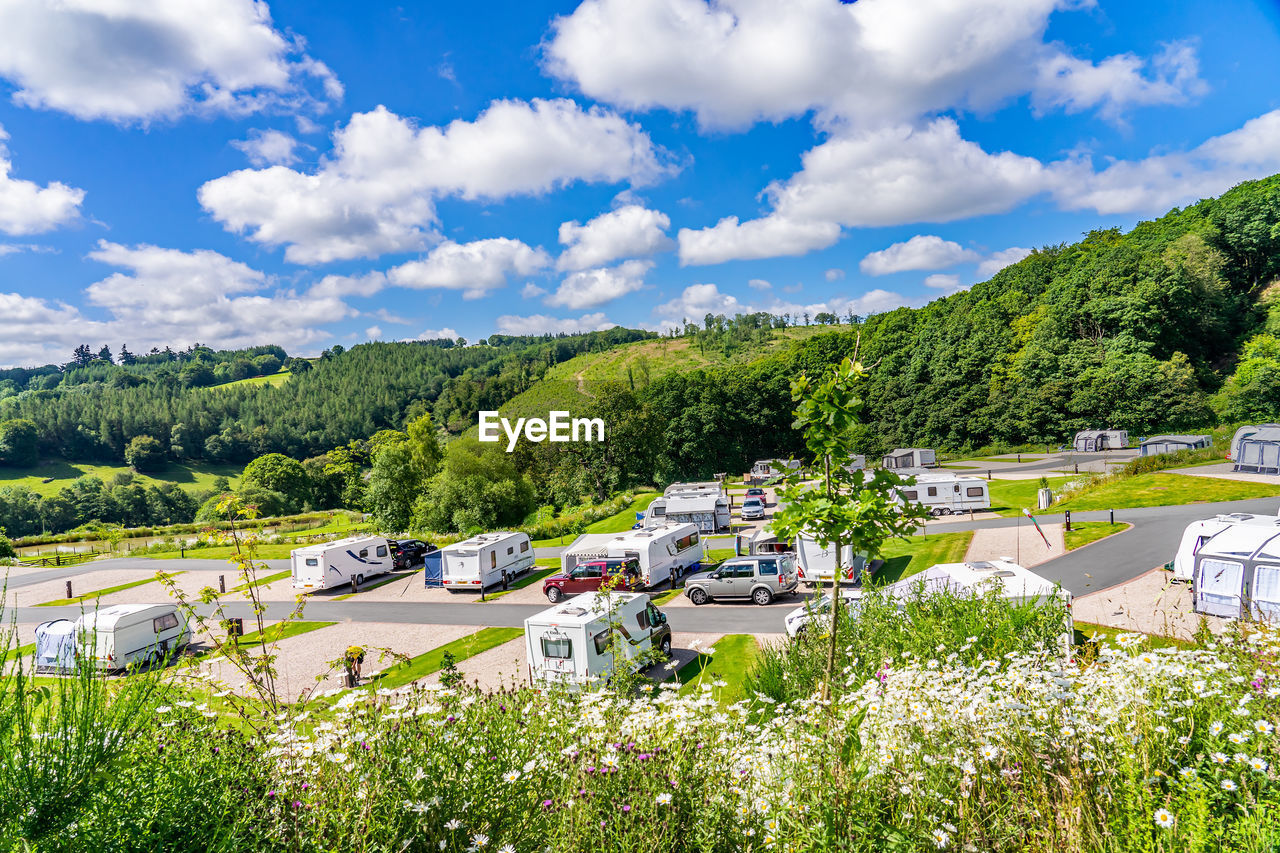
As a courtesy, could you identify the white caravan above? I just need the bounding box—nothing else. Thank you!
[1190,525,1280,620]
[1170,511,1280,582]
[663,481,724,497]
[794,534,868,587]
[524,592,672,688]
[897,473,991,516]
[292,535,393,590]
[735,524,792,556]
[645,493,731,532]
[561,523,702,588]
[35,604,190,672]
[440,531,535,591]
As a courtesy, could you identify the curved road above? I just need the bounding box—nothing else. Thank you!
[8,497,1280,634]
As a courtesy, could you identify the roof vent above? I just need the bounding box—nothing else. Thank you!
[992,570,1016,577]
[557,606,588,616]
[968,561,998,571]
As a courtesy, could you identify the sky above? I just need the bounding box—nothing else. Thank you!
[1,0,1279,368]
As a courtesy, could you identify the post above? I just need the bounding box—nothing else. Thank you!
[1074,462,1078,474]
[351,576,358,595]
[65,580,72,599]
[1109,509,1114,525]
[987,469,991,480]
[1017,453,1021,463]
[218,574,226,594]
[180,546,185,558]
[1064,510,1071,532]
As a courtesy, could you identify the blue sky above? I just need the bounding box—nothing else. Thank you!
[1,0,1279,367]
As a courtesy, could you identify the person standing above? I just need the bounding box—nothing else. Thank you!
[344,645,365,687]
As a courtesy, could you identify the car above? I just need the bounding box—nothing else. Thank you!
[740,496,766,520]
[542,558,642,602]
[684,554,798,606]
[745,487,766,499]
[783,590,865,637]
[389,539,436,570]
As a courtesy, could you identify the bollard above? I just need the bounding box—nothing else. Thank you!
[1109,509,1114,525]
[1017,453,1021,463]
[987,469,991,480]
[1074,462,1079,474]
[351,577,358,595]
[65,580,72,599]
[180,546,185,558]
[218,575,226,594]
[1064,510,1071,532]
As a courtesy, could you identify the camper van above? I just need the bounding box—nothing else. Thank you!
[748,459,801,485]
[645,493,731,533]
[1172,512,1280,581]
[1191,525,1280,621]
[897,473,991,516]
[36,604,190,673]
[292,535,393,590]
[439,531,535,591]
[561,523,702,588]
[794,534,868,587]
[524,592,672,688]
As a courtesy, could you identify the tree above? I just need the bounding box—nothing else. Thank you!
[404,413,444,480]
[179,362,216,388]
[0,527,15,559]
[418,438,535,533]
[119,344,136,365]
[241,453,309,513]
[284,357,311,374]
[124,435,167,472]
[0,419,39,467]
[97,345,114,364]
[70,344,94,367]
[814,312,839,325]
[770,356,928,695]
[252,354,282,375]
[366,442,420,531]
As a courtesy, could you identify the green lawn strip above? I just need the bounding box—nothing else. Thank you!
[13,643,35,657]
[530,493,662,548]
[868,531,974,586]
[1064,522,1130,551]
[233,620,337,650]
[329,569,420,601]
[1053,472,1280,511]
[939,464,980,470]
[227,569,292,593]
[370,627,523,689]
[477,567,560,602]
[36,571,185,606]
[674,634,760,705]
[987,476,1077,517]
[1073,621,1195,651]
[650,587,684,606]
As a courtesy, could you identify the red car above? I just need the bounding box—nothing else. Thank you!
[543,558,641,602]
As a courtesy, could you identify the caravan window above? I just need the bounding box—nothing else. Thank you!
[490,551,497,569]
[305,558,319,567]
[673,532,700,552]
[507,546,514,555]
[927,486,937,497]
[359,548,369,558]
[541,637,572,660]
[152,612,179,633]
[593,630,611,655]
[966,487,984,497]
[520,541,530,553]
[375,545,388,557]
[901,490,918,501]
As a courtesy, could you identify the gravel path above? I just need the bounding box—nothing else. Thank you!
[6,568,165,608]
[1071,568,1226,641]
[965,521,1065,568]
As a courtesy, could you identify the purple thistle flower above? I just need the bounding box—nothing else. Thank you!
[622,804,632,813]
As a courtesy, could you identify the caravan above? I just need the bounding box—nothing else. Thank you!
[794,534,868,587]
[735,524,792,556]
[645,493,731,532]
[663,481,724,497]
[36,604,190,672]
[292,535,393,590]
[897,473,991,516]
[1191,526,1280,621]
[439,531,535,591]
[1170,511,1280,581]
[524,592,672,688]
[561,523,702,588]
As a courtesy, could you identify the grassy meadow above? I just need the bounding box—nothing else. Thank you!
[0,459,243,497]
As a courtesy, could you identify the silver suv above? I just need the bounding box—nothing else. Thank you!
[684,554,798,606]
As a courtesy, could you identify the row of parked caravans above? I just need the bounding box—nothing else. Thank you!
[289,532,536,592]
[1172,511,1280,621]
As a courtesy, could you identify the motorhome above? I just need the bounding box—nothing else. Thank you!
[645,493,731,533]
[748,459,801,484]
[1190,525,1280,621]
[524,592,672,688]
[1171,512,1280,581]
[292,535,393,590]
[896,473,991,516]
[35,604,190,673]
[561,523,702,588]
[438,531,535,591]
[794,534,868,587]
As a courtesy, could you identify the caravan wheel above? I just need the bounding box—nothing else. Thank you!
[356,574,365,586]
[660,636,672,655]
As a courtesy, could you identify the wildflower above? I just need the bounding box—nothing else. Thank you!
[1255,719,1274,735]
[932,828,951,849]
[1210,721,1224,736]
[1221,779,1238,792]
[656,793,673,806]
[1249,757,1268,772]
[1211,752,1229,765]
[503,770,520,783]
[978,744,998,761]
[1153,809,1174,829]
[1228,732,1248,745]
[471,833,489,848]
[155,705,172,714]
[445,819,462,830]
[499,846,515,853]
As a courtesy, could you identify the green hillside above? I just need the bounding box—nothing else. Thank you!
[0,460,241,497]
[206,370,293,390]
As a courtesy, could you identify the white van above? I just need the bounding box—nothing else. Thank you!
[440,531,535,591]
[897,473,990,516]
[36,604,190,672]
[524,592,672,688]
[292,535,393,590]
[561,523,702,588]
[1171,511,1280,581]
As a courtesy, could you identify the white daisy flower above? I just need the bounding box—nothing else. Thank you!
[1153,809,1174,829]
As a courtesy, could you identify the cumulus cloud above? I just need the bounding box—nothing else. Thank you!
[365,325,383,340]
[387,238,550,300]
[557,204,673,271]
[415,327,460,342]
[678,214,840,266]
[199,99,674,264]
[546,259,652,309]
[976,246,1033,278]
[0,126,84,235]
[923,273,965,294]
[647,281,913,332]
[860,235,979,276]
[521,282,549,299]
[232,129,303,166]
[545,0,1202,130]
[495,312,617,336]
[748,278,772,291]
[0,0,341,122]
[824,268,844,282]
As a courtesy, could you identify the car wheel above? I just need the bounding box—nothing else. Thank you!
[660,635,672,655]
[752,587,773,606]
[546,586,563,603]
[689,587,709,606]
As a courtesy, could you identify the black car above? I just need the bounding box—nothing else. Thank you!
[389,539,436,570]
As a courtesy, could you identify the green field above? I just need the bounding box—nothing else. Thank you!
[676,633,760,704]
[206,370,292,390]
[141,542,296,560]
[1053,472,1280,511]
[476,566,560,602]
[988,476,1076,516]
[0,459,242,497]
[371,627,523,689]
[1064,522,1129,551]
[869,531,975,586]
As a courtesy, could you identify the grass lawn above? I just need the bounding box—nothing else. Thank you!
[278,517,372,540]
[0,460,242,498]
[232,620,336,650]
[868,531,974,586]
[530,492,661,548]
[476,566,561,602]
[207,371,292,390]
[1053,472,1280,511]
[13,643,35,657]
[36,571,183,606]
[650,587,684,606]
[988,476,1077,517]
[1073,621,1195,651]
[676,634,759,705]
[1065,522,1130,551]
[370,627,523,689]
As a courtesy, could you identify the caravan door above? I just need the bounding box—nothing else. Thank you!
[1251,564,1280,621]
[1196,558,1245,618]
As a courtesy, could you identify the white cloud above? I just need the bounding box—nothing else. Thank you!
[310,271,388,299]
[976,246,1033,278]
[557,204,673,271]
[199,99,674,264]
[923,273,964,294]
[678,214,840,266]
[747,278,772,291]
[415,327,460,342]
[521,282,548,299]
[495,312,617,336]
[365,325,383,340]
[860,235,979,276]
[545,0,1202,130]
[0,0,341,122]
[824,268,844,282]
[651,282,747,328]
[546,259,652,309]
[648,281,912,332]
[232,129,302,166]
[388,238,550,300]
[0,126,84,235]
